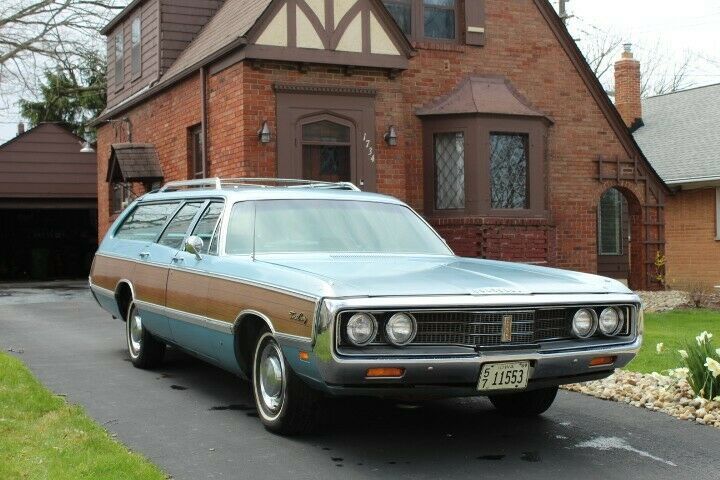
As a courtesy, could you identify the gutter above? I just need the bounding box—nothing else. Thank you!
[91,36,248,127]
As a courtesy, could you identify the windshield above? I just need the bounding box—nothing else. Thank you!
[225,199,452,255]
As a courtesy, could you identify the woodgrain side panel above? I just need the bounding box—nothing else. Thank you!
[133,262,168,306]
[166,269,209,317]
[207,277,316,338]
[90,255,135,292]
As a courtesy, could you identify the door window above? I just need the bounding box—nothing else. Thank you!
[301,120,351,182]
[190,202,224,255]
[225,202,255,255]
[115,202,180,241]
[598,188,623,255]
[158,202,203,249]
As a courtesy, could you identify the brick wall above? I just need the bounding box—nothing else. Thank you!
[95,0,665,289]
[665,188,720,289]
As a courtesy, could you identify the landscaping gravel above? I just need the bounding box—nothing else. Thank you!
[563,370,720,429]
[636,290,690,312]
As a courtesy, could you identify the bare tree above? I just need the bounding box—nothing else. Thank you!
[0,0,125,110]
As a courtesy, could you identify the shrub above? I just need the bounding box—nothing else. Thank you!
[679,331,720,400]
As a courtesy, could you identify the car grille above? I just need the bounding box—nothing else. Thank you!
[410,309,570,347]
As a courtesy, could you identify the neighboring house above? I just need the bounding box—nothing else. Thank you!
[616,53,720,288]
[0,123,97,280]
[93,0,668,290]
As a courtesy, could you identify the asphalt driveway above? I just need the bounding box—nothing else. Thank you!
[2,284,719,479]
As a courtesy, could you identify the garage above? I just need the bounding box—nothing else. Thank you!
[0,123,97,281]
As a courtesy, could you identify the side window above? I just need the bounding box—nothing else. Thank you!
[225,202,255,255]
[191,202,224,254]
[115,202,180,241]
[158,202,203,249]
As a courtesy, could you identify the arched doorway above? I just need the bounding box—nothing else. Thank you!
[597,187,644,289]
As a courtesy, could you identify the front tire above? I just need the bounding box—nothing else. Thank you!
[126,302,165,369]
[488,386,558,417]
[252,331,322,435]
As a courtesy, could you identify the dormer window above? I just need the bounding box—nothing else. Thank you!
[114,33,124,89]
[382,0,457,42]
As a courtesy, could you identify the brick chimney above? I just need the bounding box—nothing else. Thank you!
[17,122,25,135]
[614,43,642,128]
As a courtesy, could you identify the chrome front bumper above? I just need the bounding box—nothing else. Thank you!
[282,293,643,398]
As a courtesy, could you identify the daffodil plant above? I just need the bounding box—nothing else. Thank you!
[678,331,720,400]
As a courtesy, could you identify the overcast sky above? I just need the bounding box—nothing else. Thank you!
[1,0,719,143]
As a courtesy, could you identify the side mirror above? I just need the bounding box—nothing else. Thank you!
[184,235,204,260]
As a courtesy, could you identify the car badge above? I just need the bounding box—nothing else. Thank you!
[501,315,513,343]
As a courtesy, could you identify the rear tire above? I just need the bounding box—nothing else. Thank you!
[252,331,322,435]
[488,386,558,417]
[126,302,166,369]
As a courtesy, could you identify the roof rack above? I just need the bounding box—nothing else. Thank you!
[158,177,360,192]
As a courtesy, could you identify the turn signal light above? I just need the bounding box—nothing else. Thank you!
[589,356,616,367]
[298,351,310,361]
[366,367,405,378]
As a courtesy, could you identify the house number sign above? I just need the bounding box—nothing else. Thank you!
[362,132,375,163]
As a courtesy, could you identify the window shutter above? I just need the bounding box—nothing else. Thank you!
[464,0,485,46]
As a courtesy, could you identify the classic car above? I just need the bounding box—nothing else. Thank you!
[89,178,642,434]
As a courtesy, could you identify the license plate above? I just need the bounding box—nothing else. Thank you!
[477,361,530,391]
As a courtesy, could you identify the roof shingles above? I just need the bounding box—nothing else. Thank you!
[633,83,720,185]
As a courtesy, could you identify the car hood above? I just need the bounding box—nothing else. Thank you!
[257,254,632,297]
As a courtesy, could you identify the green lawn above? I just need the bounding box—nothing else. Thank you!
[626,309,720,374]
[0,352,165,480]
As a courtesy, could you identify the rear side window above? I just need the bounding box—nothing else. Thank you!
[191,202,224,255]
[115,202,180,241]
[158,202,203,249]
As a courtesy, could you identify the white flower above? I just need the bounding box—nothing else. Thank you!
[656,343,665,354]
[705,357,720,378]
[668,368,689,379]
[696,331,714,346]
[678,349,689,359]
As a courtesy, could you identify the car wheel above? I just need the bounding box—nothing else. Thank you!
[126,302,166,369]
[252,331,322,435]
[488,386,558,417]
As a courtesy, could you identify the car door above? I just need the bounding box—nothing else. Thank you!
[122,201,182,340]
[165,201,224,359]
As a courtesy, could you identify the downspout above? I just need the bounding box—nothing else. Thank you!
[200,66,208,176]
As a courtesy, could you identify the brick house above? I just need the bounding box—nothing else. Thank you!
[93,0,668,290]
[614,49,720,289]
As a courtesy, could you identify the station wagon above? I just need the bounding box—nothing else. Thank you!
[89,178,642,434]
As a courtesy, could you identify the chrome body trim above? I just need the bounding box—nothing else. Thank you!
[136,300,233,334]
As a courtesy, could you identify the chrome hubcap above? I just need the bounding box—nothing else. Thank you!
[129,309,142,356]
[258,341,285,415]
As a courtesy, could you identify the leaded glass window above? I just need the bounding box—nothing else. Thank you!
[434,132,465,210]
[599,188,623,255]
[423,0,455,39]
[383,0,412,35]
[490,133,529,209]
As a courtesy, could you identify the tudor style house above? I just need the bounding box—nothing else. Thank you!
[93,0,668,290]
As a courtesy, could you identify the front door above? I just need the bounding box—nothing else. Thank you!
[297,116,354,183]
[276,89,376,191]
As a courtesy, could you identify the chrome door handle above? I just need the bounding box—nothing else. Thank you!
[139,252,150,259]
[171,257,183,264]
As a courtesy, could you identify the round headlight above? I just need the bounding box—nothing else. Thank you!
[346,313,377,346]
[385,313,417,346]
[599,307,624,336]
[572,308,597,338]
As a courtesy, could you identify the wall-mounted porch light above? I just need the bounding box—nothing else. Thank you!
[384,125,398,146]
[258,120,271,144]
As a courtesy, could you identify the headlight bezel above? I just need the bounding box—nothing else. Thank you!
[571,308,598,339]
[345,312,378,346]
[385,312,418,346]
